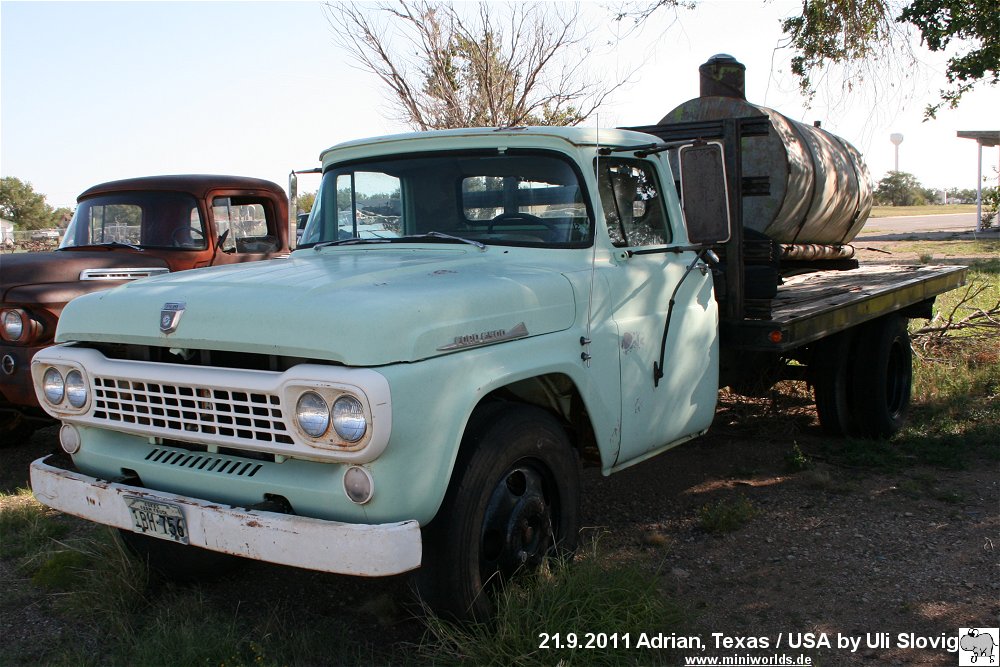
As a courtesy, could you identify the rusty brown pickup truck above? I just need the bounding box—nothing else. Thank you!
[0,174,290,444]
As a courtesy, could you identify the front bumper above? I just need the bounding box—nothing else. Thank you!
[30,455,422,576]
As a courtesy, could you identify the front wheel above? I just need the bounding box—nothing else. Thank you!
[117,529,242,581]
[415,404,581,621]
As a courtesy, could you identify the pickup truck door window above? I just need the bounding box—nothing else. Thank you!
[598,161,672,247]
[597,158,719,466]
[212,198,278,256]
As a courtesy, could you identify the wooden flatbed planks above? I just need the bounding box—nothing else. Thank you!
[727,264,967,351]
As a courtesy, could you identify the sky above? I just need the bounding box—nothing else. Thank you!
[2,1,998,210]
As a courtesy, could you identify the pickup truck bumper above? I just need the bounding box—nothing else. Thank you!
[30,455,422,577]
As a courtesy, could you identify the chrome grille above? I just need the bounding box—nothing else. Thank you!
[92,377,293,445]
[144,447,263,477]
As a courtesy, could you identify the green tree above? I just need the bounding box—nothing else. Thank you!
[875,171,925,206]
[616,0,997,118]
[52,207,74,228]
[899,0,999,117]
[297,192,316,214]
[782,0,997,117]
[945,187,978,203]
[0,176,55,230]
[326,1,630,129]
[982,185,999,229]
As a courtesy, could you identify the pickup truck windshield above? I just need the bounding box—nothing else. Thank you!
[299,151,591,248]
[60,192,206,250]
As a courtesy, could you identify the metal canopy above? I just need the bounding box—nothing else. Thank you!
[957,130,1000,231]
[957,130,1000,147]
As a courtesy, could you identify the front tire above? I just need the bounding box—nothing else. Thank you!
[117,530,241,581]
[415,404,581,621]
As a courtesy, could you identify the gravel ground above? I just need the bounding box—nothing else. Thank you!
[578,422,999,666]
[2,406,997,665]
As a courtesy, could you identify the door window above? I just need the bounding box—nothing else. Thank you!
[597,159,671,247]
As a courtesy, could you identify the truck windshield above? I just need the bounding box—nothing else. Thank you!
[60,192,206,250]
[299,151,591,249]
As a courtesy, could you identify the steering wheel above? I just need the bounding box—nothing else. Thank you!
[486,212,556,233]
[171,225,206,247]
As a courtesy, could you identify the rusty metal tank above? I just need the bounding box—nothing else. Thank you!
[662,54,873,245]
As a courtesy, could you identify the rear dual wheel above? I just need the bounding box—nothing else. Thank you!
[415,404,580,621]
[811,315,912,439]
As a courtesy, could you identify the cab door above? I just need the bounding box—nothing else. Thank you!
[210,195,283,265]
[597,156,720,468]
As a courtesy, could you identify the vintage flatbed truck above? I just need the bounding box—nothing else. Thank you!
[28,57,965,619]
[0,175,290,445]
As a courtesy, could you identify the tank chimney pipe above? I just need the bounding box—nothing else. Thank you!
[699,54,746,99]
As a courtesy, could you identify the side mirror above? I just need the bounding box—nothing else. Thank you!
[678,141,731,245]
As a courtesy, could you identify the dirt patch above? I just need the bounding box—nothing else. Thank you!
[3,407,996,665]
[579,424,998,665]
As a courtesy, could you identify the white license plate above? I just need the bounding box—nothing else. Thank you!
[124,496,189,544]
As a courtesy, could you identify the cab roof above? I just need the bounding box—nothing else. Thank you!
[319,126,662,163]
[78,175,286,201]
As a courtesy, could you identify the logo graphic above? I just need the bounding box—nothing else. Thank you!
[160,302,186,334]
[959,628,998,666]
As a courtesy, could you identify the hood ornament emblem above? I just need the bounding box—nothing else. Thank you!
[160,302,186,334]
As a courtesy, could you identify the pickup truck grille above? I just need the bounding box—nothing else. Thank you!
[92,376,294,445]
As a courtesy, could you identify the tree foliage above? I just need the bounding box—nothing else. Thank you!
[0,176,62,230]
[615,0,997,118]
[875,170,928,206]
[781,0,998,117]
[325,1,629,129]
[898,0,1000,117]
[296,192,316,214]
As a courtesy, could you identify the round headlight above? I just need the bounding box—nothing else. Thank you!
[65,370,88,408]
[295,391,329,437]
[2,310,24,341]
[332,395,367,442]
[42,367,65,405]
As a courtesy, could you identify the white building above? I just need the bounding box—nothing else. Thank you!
[1,218,14,247]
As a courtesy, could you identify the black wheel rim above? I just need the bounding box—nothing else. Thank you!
[480,462,556,582]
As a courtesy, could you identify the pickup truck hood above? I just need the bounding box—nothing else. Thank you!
[57,247,577,365]
[1,250,169,305]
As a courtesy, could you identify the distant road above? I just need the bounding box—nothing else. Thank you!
[859,213,978,235]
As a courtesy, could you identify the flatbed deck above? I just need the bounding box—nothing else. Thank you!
[726,264,968,352]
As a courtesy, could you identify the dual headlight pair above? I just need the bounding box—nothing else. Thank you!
[295,391,367,443]
[41,367,89,409]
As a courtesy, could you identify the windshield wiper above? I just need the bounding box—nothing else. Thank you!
[406,232,486,250]
[313,231,486,251]
[312,237,392,249]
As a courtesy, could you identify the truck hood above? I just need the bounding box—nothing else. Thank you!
[1,250,170,304]
[57,247,577,365]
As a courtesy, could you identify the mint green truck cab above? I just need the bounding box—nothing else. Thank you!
[28,115,965,619]
[28,126,728,616]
